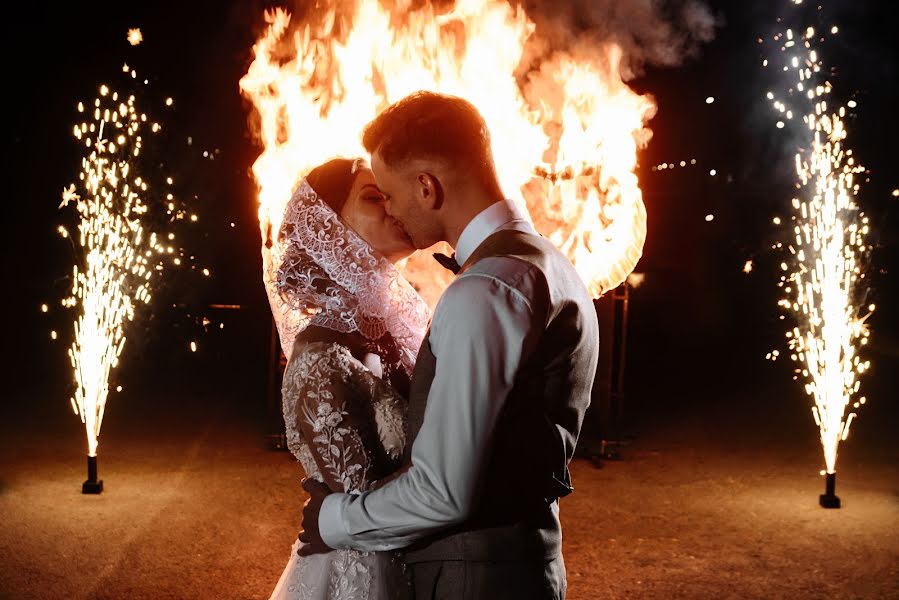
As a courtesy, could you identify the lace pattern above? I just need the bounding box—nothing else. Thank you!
[296,346,370,492]
[281,342,405,489]
[267,178,423,599]
[266,180,430,371]
[264,245,308,363]
[327,550,372,599]
[275,341,412,600]
[272,539,410,600]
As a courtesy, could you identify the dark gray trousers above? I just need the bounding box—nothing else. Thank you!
[407,556,566,600]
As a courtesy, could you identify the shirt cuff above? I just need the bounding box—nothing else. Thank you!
[319,492,352,549]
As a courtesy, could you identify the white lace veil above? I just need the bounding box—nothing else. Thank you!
[264,179,430,376]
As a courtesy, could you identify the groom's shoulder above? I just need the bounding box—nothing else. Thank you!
[461,251,547,290]
[438,254,547,313]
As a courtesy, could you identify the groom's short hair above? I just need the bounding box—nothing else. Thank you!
[362,91,500,191]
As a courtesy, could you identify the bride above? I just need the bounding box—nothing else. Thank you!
[264,158,430,600]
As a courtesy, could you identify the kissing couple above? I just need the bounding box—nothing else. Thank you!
[265,91,599,600]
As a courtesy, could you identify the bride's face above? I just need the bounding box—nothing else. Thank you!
[340,167,416,263]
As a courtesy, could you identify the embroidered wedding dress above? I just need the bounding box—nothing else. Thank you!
[265,180,430,600]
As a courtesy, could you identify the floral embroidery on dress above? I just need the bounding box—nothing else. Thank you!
[282,540,315,600]
[327,550,373,600]
[274,341,411,600]
[282,342,407,490]
[303,393,368,492]
[268,178,424,600]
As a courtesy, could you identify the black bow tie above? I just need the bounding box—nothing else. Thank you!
[432,252,460,274]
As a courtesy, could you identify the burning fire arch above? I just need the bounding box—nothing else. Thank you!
[241,0,654,306]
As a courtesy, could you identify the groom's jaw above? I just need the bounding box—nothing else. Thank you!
[390,217,415,247]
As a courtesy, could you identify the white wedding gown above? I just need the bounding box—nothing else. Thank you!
[269,341,413,600]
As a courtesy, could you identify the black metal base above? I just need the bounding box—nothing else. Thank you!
[819,472,840,508]
[82,479,104,494]
[819,492,840,508]
[82,455,103,494]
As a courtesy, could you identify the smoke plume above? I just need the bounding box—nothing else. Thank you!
[519,0,721,80]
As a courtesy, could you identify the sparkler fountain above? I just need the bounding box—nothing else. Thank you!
[766,2,874,508]
[60,69,182,494]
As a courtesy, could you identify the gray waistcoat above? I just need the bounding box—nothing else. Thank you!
[402,229,599,563]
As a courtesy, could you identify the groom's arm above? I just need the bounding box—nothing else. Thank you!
[318,260,544,551]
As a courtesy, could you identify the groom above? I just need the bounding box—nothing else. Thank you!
[299,91,599,599]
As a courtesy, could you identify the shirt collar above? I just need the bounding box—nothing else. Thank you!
[455,199,531,265]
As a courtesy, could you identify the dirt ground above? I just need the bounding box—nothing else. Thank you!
[1,340,897,600]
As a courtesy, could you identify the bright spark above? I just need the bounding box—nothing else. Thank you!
[767,8,873,475]
[62,77,185,457]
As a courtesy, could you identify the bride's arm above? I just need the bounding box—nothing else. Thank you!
[283,343,386,495]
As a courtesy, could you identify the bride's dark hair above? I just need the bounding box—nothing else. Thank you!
[306,157,366,214]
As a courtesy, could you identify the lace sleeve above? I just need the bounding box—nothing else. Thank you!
[281,342,404,494]
[353,352,406,463]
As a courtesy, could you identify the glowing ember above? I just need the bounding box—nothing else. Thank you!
[239,1,653,306]
[626,272,645,289]
[60,76,180,457]
[767,8,873,476]
[127,28,143,46]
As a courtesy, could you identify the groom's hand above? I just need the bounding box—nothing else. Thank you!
[298,478,334,557]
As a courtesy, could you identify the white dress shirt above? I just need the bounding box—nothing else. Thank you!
[319,199,543,551]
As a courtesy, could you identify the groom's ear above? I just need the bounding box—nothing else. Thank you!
[416,172,443,210]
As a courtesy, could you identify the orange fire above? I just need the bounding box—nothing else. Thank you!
[240,0,654,306]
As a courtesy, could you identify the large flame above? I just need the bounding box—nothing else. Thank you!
[240,0,654,305]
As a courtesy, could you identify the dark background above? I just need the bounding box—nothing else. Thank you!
[3,1,897,446]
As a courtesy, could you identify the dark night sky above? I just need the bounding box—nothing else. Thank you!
[3,1,897,426]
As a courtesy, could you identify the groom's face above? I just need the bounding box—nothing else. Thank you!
[371,150,436,249]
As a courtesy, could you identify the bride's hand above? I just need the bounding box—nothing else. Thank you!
[298,478,334,557]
